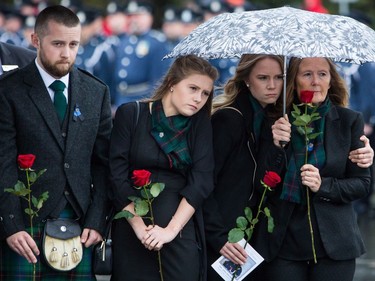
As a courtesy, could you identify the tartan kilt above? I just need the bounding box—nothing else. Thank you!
[0,222,96,281]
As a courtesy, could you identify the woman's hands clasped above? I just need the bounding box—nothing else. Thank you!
[141,224,179,251]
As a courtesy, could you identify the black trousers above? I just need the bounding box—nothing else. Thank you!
[262,257,356,281]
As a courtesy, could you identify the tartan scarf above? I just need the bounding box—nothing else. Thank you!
[280,99,331,204]
[249,93,265,145]
[151,100,192,169]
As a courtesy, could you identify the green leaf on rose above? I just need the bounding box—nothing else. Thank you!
[5,181,31,196]
[305,127,314,135]
[245,228,253,239]
[292,118,306,126]
[40,191,49,201]
[114,210,135,220]
[267,216,274,233]
[292,104,301,115]
[244,207,253,222]
[134,199,149,216]
[228,228,244,243]
[264,207,271,217]
[150,183,165,198]
[308,132,321,140]
[141,189,152,200]
[29,171,37,183]
[37,169,47,178]
[25,208,35,216]
[236,216,248,230]
[297,126,306,136]
[299,114,312,124]
[32,196,38,208]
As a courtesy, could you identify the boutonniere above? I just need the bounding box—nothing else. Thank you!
[73,103,84,121]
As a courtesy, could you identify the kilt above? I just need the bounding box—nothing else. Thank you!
[0,208,96,281]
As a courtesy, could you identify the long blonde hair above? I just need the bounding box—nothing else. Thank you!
[212,54,284,118]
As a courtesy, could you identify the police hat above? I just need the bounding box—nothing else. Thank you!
[125,1,154,15]
[180,8,203,24]
[199,0,231,14]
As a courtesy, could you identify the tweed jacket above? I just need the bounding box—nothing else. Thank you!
[254,104,371,261]
[0,62,112,238]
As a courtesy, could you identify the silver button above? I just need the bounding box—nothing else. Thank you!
[60,226,67,232]
[64,163,70,168]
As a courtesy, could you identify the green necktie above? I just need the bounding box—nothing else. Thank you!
[50,80,67,124]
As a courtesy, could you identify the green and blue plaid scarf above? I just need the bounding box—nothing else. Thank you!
[280,99,331,204]
[151,100,192,169]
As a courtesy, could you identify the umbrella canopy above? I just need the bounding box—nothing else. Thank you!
[164,6,375,64]
[164,6,375,114]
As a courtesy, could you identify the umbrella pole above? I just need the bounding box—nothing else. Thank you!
[278,56,289,148]
[283,55,287,116]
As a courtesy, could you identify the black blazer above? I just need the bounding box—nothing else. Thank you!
[0,42,36,71]
[0,62,112,238]
[255,105,371,261]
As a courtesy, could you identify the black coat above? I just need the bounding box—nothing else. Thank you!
[204,90,263,280]
[109,102,215,281]
[254,105,371,261]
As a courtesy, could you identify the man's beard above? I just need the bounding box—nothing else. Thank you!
[39,51,74,78]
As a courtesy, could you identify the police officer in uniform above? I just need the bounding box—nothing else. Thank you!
[198,0,239,89]
[111,0,170,108]
[74,8,105,73]
[162,6,203,59]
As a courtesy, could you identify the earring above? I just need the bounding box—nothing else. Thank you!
[246,84,250,88]
[170,87,174,92]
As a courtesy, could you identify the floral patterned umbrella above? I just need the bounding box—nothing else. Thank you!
[164,6,375,64]
[164,6,375,114]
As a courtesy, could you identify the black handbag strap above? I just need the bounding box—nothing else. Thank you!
[104,100,141,239]
[134,100,140,129]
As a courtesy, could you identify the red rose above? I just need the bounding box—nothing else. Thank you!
[263,171,281,189]
[132,170,151,187]
[300,90,314,104]
[17,154,36,169]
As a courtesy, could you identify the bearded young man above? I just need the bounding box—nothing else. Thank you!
[0,5,112,280]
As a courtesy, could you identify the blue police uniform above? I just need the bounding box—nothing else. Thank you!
[112,29,170,107]
[76,35,106,71]
[209,58,238,88]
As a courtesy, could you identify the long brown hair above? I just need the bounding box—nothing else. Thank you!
[286,57,349,112]
[149,55,218,115]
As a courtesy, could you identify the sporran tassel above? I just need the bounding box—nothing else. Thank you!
[61,252,69,268]
[49,246,59,263]
[71,247,80,263]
